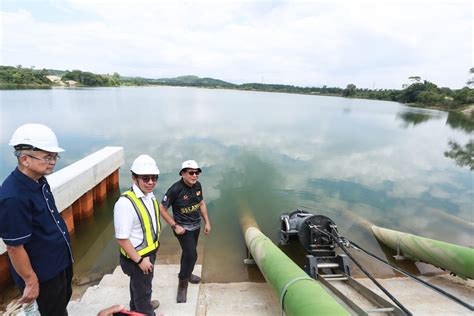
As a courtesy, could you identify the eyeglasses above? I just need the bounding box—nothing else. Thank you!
[187,171,201,176]
[24,154,61,163]
[139,175,159,182]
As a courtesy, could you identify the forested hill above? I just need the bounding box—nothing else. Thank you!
[154,75,233,86]
[0,65,473,114]
[0,66,120,88]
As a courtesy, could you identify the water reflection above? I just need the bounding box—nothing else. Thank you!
[202,153,292,282]
[70,189,121,285]
[395,109,473,172]
[444,140,474,171]
[300,178,473,247]
[444,112,474,171]
[1,87,472,284]
[446,111,474,133]
[396,110,437,127]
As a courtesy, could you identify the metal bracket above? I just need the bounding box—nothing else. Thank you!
[393,237,406,260]
[305,255,319,278]
[243,247,256,265]
[336,254,351,276]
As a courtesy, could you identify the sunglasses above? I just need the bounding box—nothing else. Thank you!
[139,175,159,182]
[187,171,201,176]
[24,153,61,163]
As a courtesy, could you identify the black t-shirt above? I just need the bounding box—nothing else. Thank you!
[161,179,203,229]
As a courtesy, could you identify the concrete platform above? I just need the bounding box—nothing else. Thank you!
[67,264,280,316]
[356,274,473,315]
[68,264,202,316]
[197,283,279,316]
[66,264,473,316]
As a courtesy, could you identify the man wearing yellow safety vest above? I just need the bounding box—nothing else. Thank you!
[113,155,161,315]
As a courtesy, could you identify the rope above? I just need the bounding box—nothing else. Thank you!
[279,276,314,316]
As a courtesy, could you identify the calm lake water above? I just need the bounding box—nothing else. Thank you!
[0,86,472,283]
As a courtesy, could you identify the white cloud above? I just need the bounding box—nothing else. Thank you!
[1,0,472,88]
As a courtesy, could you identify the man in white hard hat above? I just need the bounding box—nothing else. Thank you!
[0,123,73,316]
[113,155,161,315]
[159,160,211,303]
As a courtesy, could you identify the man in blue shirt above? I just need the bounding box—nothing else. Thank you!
[0,124,73,316]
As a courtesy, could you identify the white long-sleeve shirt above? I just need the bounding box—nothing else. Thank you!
[114,184,159,247]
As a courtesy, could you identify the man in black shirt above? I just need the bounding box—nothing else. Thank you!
[159,160,211,303]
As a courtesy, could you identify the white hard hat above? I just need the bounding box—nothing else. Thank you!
[179,160,202,175]
[9,123,64,152]
[130,155,160,175]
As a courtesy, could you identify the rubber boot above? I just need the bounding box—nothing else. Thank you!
[189,273,201,284]
[177,278,189,303]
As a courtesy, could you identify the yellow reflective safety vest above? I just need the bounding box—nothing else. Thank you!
[119,190,161,257]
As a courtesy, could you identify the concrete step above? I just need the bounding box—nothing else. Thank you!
[197,282,279,316]
[68,263,281,316]
[68,264,201,316]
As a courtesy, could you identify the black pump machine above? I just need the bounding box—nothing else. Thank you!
[279,209,408,315]
[280,209,350,277]
[278,209,472,315]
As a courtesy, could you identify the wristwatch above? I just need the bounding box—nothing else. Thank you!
[136,257,143,265]
[171,224,177,230]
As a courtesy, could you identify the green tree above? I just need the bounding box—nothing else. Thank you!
[398,80,439,104]
[342,84,357,97]
[416,90,443,105]
[451,87,474,107]
[62,70,118,86]
[467,68,474,86]
[0,65,52,88]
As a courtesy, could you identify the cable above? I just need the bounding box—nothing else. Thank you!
[317,223,473,311]
[349,240,474,311]
[311,225,412,315]
[335,236,412,315]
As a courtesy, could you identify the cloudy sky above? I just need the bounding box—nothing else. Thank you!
[1,0,472,89]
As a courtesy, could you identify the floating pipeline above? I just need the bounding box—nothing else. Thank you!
[372,225,474,279]
[244,226,350,316]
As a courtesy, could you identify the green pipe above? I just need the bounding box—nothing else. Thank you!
[372,225,474,279]
[245,227,350,316]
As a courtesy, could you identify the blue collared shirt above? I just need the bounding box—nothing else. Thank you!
[0,168,73,289]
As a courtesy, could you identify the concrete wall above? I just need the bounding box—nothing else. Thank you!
[48,146,124,213]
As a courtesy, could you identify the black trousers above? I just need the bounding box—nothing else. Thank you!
[175,228,200,279]
[35,265,73,316]
[120,251,157,316]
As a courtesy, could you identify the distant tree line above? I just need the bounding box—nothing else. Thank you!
[62,70,120,86]
[341,77,474,111]
[0,65,51,89]
[0,66,120,88]
[233,77,474,112]
[1,65,473,114]
[234,83,343,95]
